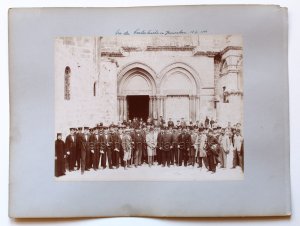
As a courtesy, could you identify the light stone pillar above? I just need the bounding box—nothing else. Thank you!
[157,96,161,118]
[162,96,166,121]
[195,95,200,121]
[152,96,157,120]
[123,96,127,121]
[149,96,153,118]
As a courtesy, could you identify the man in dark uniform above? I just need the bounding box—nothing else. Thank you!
[133,127,145,167]
[80,127,90,174]
[172,126,181,166]
[160,126,173,167]
[114,126,124,168]
[178,127,191,166]
[183,127,191,167]
[65,128,77,171]
[109,124,118,168]
[55,133,66,177]
[100,126,114,169]
[75,127,83,170]
[206,128,219,173]
[156,126,165,165]
[90,127,101,170]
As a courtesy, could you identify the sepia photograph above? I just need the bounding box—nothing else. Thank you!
[54,34,244,181]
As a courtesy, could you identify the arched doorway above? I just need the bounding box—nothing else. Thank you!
[158,63,201,122]
[117,63,157,121]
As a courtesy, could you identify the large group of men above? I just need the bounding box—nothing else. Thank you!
[55,116,244,177]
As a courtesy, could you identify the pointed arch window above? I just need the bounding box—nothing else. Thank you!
[64,66,71,100]
[93,82,97,97]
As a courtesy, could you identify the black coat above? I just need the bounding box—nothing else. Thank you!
[55,139,66,177]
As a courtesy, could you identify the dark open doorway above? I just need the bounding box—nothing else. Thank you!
[127,95,149,121]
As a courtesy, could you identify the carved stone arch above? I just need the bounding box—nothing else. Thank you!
[158,62,202,95]
[117,62,157,95]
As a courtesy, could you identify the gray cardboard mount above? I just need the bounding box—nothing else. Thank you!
[8,5,290,217]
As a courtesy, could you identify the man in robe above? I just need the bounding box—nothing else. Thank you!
[55,133,66,177]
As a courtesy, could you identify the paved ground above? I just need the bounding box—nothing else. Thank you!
[56,161,244,181]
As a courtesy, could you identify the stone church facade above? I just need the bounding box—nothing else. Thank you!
[55,35,243,136]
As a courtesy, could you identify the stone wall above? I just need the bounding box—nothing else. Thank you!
[55,35,243,138]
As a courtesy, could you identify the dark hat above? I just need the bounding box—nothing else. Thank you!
[213,127,218,131]
[217,126,222,129]
[78,127,83,130]
[57,133,62,137]
[84,127,89,130]
[69,128,75,131]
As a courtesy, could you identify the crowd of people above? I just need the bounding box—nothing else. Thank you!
[55,116,244,177]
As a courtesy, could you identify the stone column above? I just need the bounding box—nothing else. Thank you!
[157,96,161,118]
[195,95,200,121]
[117,96,121,121]
[149,96,153,118]
[152,96,157,120]
[119,96,124,122]
[123,96,127,121]
[189,96,193,122]
[162,96,166,121]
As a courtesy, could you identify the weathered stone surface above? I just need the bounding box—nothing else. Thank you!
[55,35,243,138]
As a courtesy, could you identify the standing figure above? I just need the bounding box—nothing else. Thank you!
[114,126,124,169]
[206,129,219,173]
[195,128,208,170]
[65,128,77,171]
[146,128,156,167]
[55,133,66,177]
[133,127,145,167]
[156,127,165,165]
[90,127,101,170]
[171,127,180,166]
[167,118,174,128]
[80,127,90,174]
[177,127,185,166]
[189,126,198,167]
[160,126,173,167]
[218,128,231,168]
[75,127,83,170]
[205,116,209,128]
[100,127,114,169]
[233,129,244,169]
[122,129,133,170]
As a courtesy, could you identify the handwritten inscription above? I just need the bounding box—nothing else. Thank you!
[115,29,207,35]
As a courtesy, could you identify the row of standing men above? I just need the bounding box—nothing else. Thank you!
[55,123,244,177]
